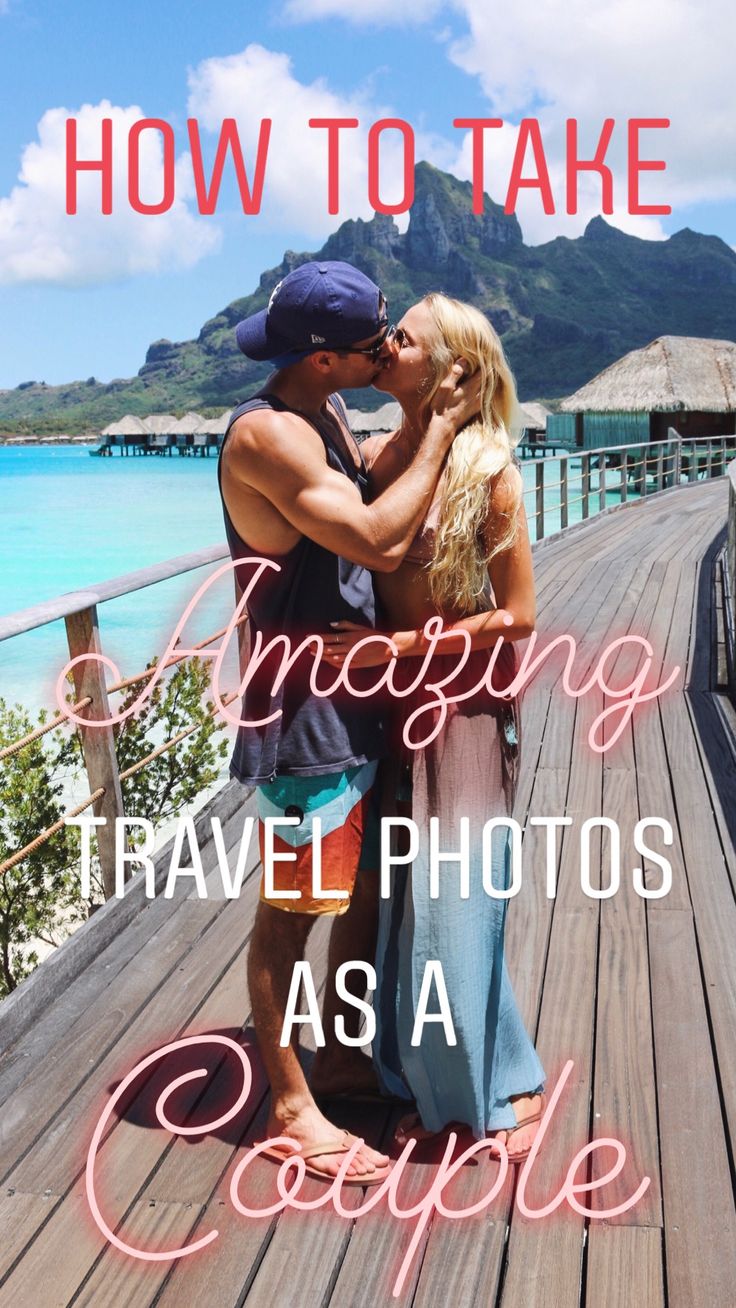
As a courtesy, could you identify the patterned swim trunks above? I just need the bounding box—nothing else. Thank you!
[256,760,379,915]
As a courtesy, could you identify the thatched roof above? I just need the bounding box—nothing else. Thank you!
[561,336,736,414]
[142,413,177,435]
[346,402,402,434]
[168,411,205,435]
[100,414,149,437]
[518,401,550,430]
[195,411,233,435]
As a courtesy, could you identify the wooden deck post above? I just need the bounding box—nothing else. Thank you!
[656,443,664,491]
[560,456,569,529]
[64,605,126,899]
[582,454,590,520]
[535,460,545,539]
[621,451,628,503]
[599,458,607,513]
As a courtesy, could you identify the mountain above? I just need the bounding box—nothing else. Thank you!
[3,162,736,434]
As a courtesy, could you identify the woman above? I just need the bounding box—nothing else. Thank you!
[322,293,546,1161]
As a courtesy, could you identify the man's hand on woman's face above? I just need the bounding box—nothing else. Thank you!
[428,357,482,432]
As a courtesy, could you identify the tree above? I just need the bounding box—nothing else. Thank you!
[0,659,229,997]
[0,702,80,996]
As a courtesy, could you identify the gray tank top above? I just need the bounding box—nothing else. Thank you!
[218,391,387,784]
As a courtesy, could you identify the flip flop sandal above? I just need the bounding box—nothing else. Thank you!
[257,1130,391,1186]
[495,1093,547,1165]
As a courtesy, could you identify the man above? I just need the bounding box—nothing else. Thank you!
[219,260,470,1183]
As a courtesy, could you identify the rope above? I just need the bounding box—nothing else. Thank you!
[118,691,238,781]
[0,787,105,878]
[0,615,246,763]
[0,697,92,762]
[106,615,247,695]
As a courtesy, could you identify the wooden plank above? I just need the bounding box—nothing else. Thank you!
[591,768,660,1224]
[0,1189,204,1308]
[1,797,260,1181]
[0,813,236,1108]
[4,897,251,1192]
[0,1190,61,1280]
[0,778,248,1053]
[69,918,337,1302]
[586,1225,664,1307]
[0,899,223,1184]
[648,911,736,1307]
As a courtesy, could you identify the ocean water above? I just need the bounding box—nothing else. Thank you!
[1,445,232,712]
[1,442,625,713]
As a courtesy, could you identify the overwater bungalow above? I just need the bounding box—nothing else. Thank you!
[548,335,736,451]
[96,413,150,456]
[344,402,402,438]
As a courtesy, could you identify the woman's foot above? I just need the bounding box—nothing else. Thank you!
[494,1092,545,1162]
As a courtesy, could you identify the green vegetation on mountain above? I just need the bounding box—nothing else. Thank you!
[3,162,736,434]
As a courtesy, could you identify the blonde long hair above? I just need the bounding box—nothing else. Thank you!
[420,293,521,613]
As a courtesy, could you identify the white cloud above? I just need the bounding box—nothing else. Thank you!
[284,0,444,22]
[446,0,735,218]
[0,101,220,286]
[187,44,435,237]
[284,0,735,240]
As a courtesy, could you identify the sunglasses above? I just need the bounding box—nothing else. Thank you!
[330,321,393,363]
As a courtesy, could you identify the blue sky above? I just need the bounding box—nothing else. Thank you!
[0,0,733,389]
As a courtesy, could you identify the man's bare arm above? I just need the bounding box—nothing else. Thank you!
[226,364,476,572]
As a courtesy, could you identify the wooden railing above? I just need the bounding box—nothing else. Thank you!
[725,458,736,698]
[522,432,736,543]
[0,545,229,897]
[1,433,734,897]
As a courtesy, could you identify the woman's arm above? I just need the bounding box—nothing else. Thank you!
[322,464,535,666]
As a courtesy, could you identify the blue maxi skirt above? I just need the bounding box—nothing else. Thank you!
[373,650,545,1136]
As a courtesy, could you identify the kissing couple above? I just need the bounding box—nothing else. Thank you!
[218,260,546,1185]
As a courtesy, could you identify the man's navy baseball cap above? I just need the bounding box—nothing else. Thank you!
[235,260,386,362]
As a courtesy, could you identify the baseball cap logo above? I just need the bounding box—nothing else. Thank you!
[310,333,326,344]
[267,279,284,314]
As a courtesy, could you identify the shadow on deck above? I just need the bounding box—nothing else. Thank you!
[1,480,735,1308]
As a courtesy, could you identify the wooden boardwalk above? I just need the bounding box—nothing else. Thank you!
[1,479,736,1308]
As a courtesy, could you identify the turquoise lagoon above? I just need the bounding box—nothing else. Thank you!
[1,442,621,712]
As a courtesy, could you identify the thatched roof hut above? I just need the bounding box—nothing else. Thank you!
[550,336,736,450]
[518,402,550,431]
[100,414,149,437]
[168,412,205,435]
[142,413,177,435]
[195,411,233,436]
[561,337,736,414]
[346,402,402,436]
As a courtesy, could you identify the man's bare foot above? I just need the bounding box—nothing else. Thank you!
[494,1092,545,1160]
[310,1048,381,1099]
[268,1099,390,1181]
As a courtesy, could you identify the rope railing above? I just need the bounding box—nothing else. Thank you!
[0,787,105,878]
[0,688,242,878]
[0,614,248,764]
[0,607,247,887]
